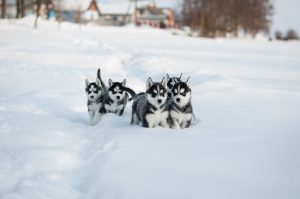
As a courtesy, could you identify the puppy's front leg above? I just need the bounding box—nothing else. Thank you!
[91,111,102,125]
[182,120,191,129]
[88,109,95,125]
[160,119,170,128]
[171,119,180,129]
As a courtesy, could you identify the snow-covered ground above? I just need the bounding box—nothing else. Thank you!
[0,17,300,199]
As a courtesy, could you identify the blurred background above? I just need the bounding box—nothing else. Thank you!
[0,0,299,41]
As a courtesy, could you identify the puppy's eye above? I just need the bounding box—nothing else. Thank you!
[120,91,123,94]
[151,93,156,98]
[94,90,98,94]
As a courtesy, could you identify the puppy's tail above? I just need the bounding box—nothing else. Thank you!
[131,92,145,103]
[123,87,136,101]
[97,68,108,94]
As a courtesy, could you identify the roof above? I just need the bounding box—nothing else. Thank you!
[98,2,134,15]
[63,0,174,16]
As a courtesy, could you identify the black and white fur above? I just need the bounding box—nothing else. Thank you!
[85,78,104,125]
[131,77,169,128]
[85,68,107,125]
[97,68,108,96]
[166,73,182,99]
[102,79,135,116]
[168,78,195,129]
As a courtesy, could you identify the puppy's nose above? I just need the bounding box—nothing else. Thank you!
[90,96,94,99]
[176,98,180,103]
[158,99,162,104]
[116,96,120,100]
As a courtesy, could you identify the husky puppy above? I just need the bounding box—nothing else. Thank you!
[169,78,195,129]
[131,77,169,128]
[102,79,135,116]
[166,73,182,98]
[85,78,104,125]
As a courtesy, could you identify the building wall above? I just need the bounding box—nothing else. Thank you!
[83,10,99,21]
[98,15,133,26]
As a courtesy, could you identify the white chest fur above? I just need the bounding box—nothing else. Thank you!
[88,102,101,111]
[146,109,169,128]
[88,102,102,125]
[105,101,123,113]
[170,110,192,128]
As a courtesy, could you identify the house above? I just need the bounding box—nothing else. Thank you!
[136,3,176,28]
[82,0,176,28]
[82,0,135,26]
[82,0,100,21]
[96,1,134,26]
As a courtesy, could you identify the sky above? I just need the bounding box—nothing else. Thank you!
[272,0,300,34]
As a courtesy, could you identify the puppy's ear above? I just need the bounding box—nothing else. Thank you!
[85,79,89,88]
[96,78,101,86]
[166,73,170,81]
[122,79,126,86]
[97,68,101,79]
[161,77,167,88]
[186,76,191,87]
[146,77,153,90]
[179,73,182,80]
[109,79,113,87]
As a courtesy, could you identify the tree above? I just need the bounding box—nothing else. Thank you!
[56,0,63,29]
[16,0,25,18]
[34,0,41,28]
[180,0,273,38]
[275,31,283,40]
[286,29,299,40]
[1,0,6,18]
[16,0,20,18]
[21,0,25,17]
[45,0,52,19]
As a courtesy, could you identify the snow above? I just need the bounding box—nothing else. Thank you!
[1,16,300,199]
